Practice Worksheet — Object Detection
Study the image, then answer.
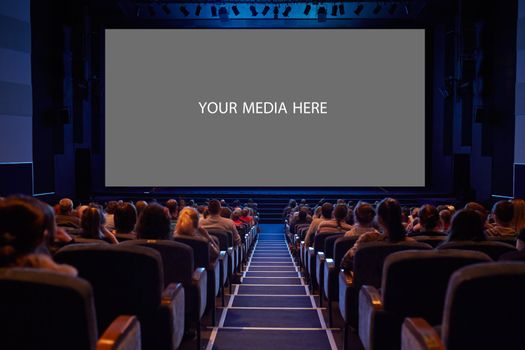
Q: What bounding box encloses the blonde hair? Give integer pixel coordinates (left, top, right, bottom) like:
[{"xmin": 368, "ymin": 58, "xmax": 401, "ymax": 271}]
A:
[
  {"xmin": 175, "ymin": 207, "xmax": 199, "ymax": 236},
  {"xmin": 512, "ymin": 198, "xmax": 525, "ymax": 232}
]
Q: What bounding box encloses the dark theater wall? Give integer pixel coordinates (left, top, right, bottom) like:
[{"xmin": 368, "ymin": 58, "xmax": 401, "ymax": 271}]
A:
[
  {"xmin": 0, "ymin": 0, "xmax": 33, "ymax": 195},
  {"xmin": 515, "ymin": 0, "xmax": 525, "ymax": 198}
]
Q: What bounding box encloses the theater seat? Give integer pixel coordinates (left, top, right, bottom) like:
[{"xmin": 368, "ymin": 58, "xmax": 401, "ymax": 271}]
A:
[
  {"xmin": 401, "ymin": 262, "xmax": 525, "ymax": 350},
  {"xmin": 338, "ymin": 241, "xmax": 432, "ymax": 350},
  {"xmin": 412, "ymin": 235, "xmax": 447, "ymax": 248},
  {"xmin": 309, "ymin": 232, "xmax": 343, "ymax": 292},
  {"xmin": 358, "ymin": 249, "xmax": 491, "ymax": 350},
  {"xmin": 499, "ymin": 250, "xmax": 525, "ymax": 261},
  {"xmin": 207, "ymin": 230, "xmax": 234, "ymax": 305},
  {"xmin": 323, "ymin": 236, "xmax": 359, "ymax": 327},
  {"xmin": 315, "ymin": 232, "xmax": 344, "ymax": 304},
  {"xmin": 121, "ymin": 239, "xmax": 207, "ymax": 350},
  {"xmin": 437, "ymin": 240, "xmax": 516, "ymax": 260},
  {"xmin": 55, "ymin": 244, "xmax": 185, "ymax": 350},
  {"xmin": 173, "ymin": 236, "xmax": 223, "ymax": 326},
  {"xmin": 0, "ymin": 267, "xmax": 141, "ymax": 350}
]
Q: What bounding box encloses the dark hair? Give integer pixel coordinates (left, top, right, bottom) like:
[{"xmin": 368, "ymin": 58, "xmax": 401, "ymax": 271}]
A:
[
  {"xmin": 208, "ymin": 199, "xmax": 221, "ymax": 215},
  {"xmin": 419, "ymin": 204, "xmax": 440, "ymax": 230},
  {"xmin": 105, "ymin": 201, "xmax": 119, "ymax": 214},
  {"xmin": 136, "ymin": 203, "xmax": 171, "ymax": 240},
  {"xmin": 464, "ymin": 202, "xmax": 488, "ymax": 222},
  {"xmin": 492, "ymin": 200, "xmax": 514, "ymax": 224},
  {"xmin": 114, "ymin": 203, "xmax": 137, "ymax": 234},
  {"xmin": 448, "ymin": 209, "xmax": 486, "ymax": 241},
  {"xmin": 298, "ymin": 208, "xmax": 308, "ymax": 221},
  {"xmin": 289, "ymin": 199, "xmax": 297, "ymax": 208},
  {"xmin": 354, "ymin": 202, "xmax": 375, "ymax": 225},
  {"xmin": 135, "ymin": 200, "xmax": 148, "ymax": 218},
  {"xmin": 439, "ymin": 209, "xmax": 452, "ymax": 225},
  {"xmin": 321, "ymin": 202, "xmax": 334, "ymax": 219},
  {"xmin": 166, "ymin": 199, "xmax": 178, "ymax": 217},
  {"xmin": 81, "ymin": 206, "xmax": 105, "ymax": 240},
  {"xmin": 0, "ymin": 197, "xmax": 46, "ymax": 267},
  {"xmin": 333, "ymin": 204, "xmax": 348, "ymax": 228},
  {"xmin": 377, "ymin": 198, "xmax": 406, "ymax": 242},
  {"xmin": 220, "ymin": 207, "xmax": 232, "ymax": 219}
]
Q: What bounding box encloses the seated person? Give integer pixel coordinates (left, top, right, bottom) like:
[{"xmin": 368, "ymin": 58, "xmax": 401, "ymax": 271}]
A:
[
  {"xmin": 231, "ymin": 209, "xmax": 245, "ymax": 228},
  {"xmin": 175, "ymin": 207, "xmax": 220, "ymax": 260},
  {"xmin": 135, "ymin": 200, "xmax": 148, "ymax": 218},
  {"xmin": 317, "ymin": 204, "xmax": 353, "ymax": 234},
  {"xmin": 239, "ymin": 208, "xmax": 255, "ymax": 226},
  {"xmin": 136, "ymin": 203, "xmax": 171, "ymax": 240},
  {"xmin": 290, "ymin": 208, "xmax": 311, "ymax": 232},
  {"xmin": 55, "ymin": 198, "xmax": 81, "ymax": 228},
  {"xmin": 341, "ymin": 198, "xmax": 415, "ymax": 270},
  {"xmin": 465, "ymin": 201, "xmax": 489, "ymax": 222},
  {"xmin": 409, "ymin": 204, "xmax": 446, "ymax": 237},
  {"xmin": 79, "ymin": 205, "xmax": 118, "ymax": 244},
  {"xmin": 104, "ymin": 201, "xmax": 119, "ymax": 231},
  {"xmin": 0, "ymin": 196, "xmax": 77, "ymax": 276},
  {"xmin": 113, "ymin": 202, "xmax": 137, "ymax": 240},
  {"xmin": 304, "ymin": 203, "xmax": 334, "ymax": 247},
  {"xmin": 517, "ymin": 229, "xmax": 525, "ymax": 251},
  {"xmin": 220, "ymin": 207, "xmax": 232, "ymax": 219},
  {"xmin": 200, "ymin": 200, "xmax": 241, "ymax": 246},
  {"xmin": 439, "ymin": 209, "xmax": 452, "ymax": 232},
  {"xmin": 485, "ymin": 200, "xmax": 516, "ymax": 237},
  {"xmin": 345, "ymin": 202, "xmax": 378, "ymax": 237},
  {"xmin": 444, "ymin": 209, "xmax": 486, "ymax": 243}
]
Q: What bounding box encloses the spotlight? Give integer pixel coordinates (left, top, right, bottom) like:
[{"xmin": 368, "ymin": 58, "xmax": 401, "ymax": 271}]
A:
[
  {"xmin": 283, "ymin": 6, "xmax": 291, "ymax": 17},
  {"xmin": 250, "ymin": 5, "xmax": 258, "ymax": 16},
  {"xmin": 162, "ymin": 4, "xmax": 171, "ymax": 15},
  {"xmin": 148, "ymin": 5, "xmax": 156, "ymax": 16},
  {"xmin": 304, "ymin": 4, "xmax": 311, "ymax": 15},
  {"xmin": 354, "ymin": 4, "xmax": 364, "ymax": 15},
  {"xmin": 262, "ymin": 5, "xmax": 270, "ymax": 16},
  {"xmin": 211, "ymin": 5, "xmax": 217, "ymax": 16},
  {"xmin": 318, "ymin": 6, "xmax": 327, "ymax": 22},
  {"xmin": 180, "ymin": 6, "xmax": 189, "ymax": 17},
  {"xmin": 219, "ymin": 6, "xmax": 228, "ymax": 20},
  {"xmin": 273, "ymin": 6, "xmax": 279, "ymax": 19},
  {"xmin": 232, "ymin": 5, "xmax": 240, "ymax": 16},
  {"xmin": 331, "ymin": 4, "xmax": 338, "ymax": 16},
  {"xmin": 373, "ymin": 4, "xmax": 382, "ymax": 14},
  {"xmin": 339, "ymin": 4, "xmax": 345, "ymax": 15},
  {"xmin": 388, "ymin": 3, "xmax": 397, "ymax": 14}
]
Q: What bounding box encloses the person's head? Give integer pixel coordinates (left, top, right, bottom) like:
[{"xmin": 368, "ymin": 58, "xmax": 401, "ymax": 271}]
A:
[
  {"xmin": 241, "ymin": 208, "xmax": 250, "ymax": 217},
  {"xmin": 135, "ymin": 200, "xmax": 148, "ymax": 217},
  {"xmin": 512, "ymin": 198, "xmax": 525, "ymax": 231},
  {"xmin": 410, "ymin": 207, "xmax": 420, "ymax": 219},
  {"xmin": 81, "ymin": 206, "xmax": 105, "ymax": 239},
  {"xmin": 418, "ymin": 204, "xmax": 441, "ymax": 231},
  {"xmin": 175, "ymin": 207, "xmax": 200, "ymax": 236},
  {"xmin": 58, "ymin": 198, "xmax": 74, "ymax": 215},
  {"xmin": 337, "ymin": 199, "xmax": 346, "ymax": 205},
  {"xmin": 439, "ymin": 209, "xmax": 452, "ymax": 229},
  {"xmin": 376, "ymin": 198, "xmax": 406, "ymax": 242},
  {"xmin": 354, "ymin": 202, "xmax": 376, "ymax": 226},
  {"xmin": 464, "ymin": 202, "xmax": 488, "ymax": 222},
  {"xmin": 491, "ymin": 200, "xmax": 514, "ymax": 227},
  {"xmin": 288, "ymin": 199, "xmax": 297, "ymax": 208},
  {"xmin": 208, "ymin": 199, "xmax": 221, "ymax": 216},
  {"xmin": 333, "ymin": 204, "xmax": 348, "ymax": 226},
  {"xmin": 321, "ymin": 202, "xmax": 334, "ymax": 220},
  {"xmin": 314, "ymin": 206, "xmax": 322, "ymax": 218},
  {"xmin": 136, "ymin": 203, "xmax": 171, "ymax": 240},
  {"xmin": 0, "ymin": 196, "xmax": 46, "ymax": 267},
  {"xmin": 105, "ymin": 201, "xmax": 118, "ymax": 215},
  {"xmin": 166, "ymin": 199, "xmax": 179, "ymax": 219},
  {"xmin": 231, "ymin": 209, "xmax": 242, "ymax": 221},
  {"xmin": 220, "ymin": 199, "xmax": 227, "ymax": 208},
  {"xmin": 77, "ymin": 205, "xmax": 89, "ymax": 219},
  {"xmin": 114, "ymin": 203, "xmax": 137, "ymax": 234},
  {"xmin": 298, "ymin": 208, "xmax": 308, "ymax": 222},
  {"xmin": 448, "ymin": 209, "xmax": 486, "ymax": 241},
  {"xmin": 220, "ymin": 207, "xmax": 232, "ymax": 219}
]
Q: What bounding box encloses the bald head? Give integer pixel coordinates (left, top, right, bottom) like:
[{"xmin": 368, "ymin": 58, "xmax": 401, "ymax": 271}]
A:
[{"xmin": 59, "ymin": 198, "xmax": 74, "ymax": 215}]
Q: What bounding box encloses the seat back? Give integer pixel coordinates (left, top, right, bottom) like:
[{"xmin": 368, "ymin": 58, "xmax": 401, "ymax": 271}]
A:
[
  {"xmin": 487, "ymin": 235, "xmax": 517, "ymax": 246},
  {"xmin": 333, "ymin": 236, "xmax": 359, "ymax": 268},
  {"xmin": 0, "ymin": 268, "xmax": 97, "ymax": 350},
  {"xmin": 412, "ymin": 235, "xmax": 447, "ymax": 248},
  {"xmin": 353, "ymin": 241, "xmax": 432, "ymax": 290},
  {"xmin": 438, "ymin": 240, "xmax": 516, "ymax": 260},
  {"xmin": 324, "ymin": 234, "xmax": 344, "ymax": 259},
  {"xmin": 381, "ymin": 250, "xmax": 491, "ymax": 325},
  {"xmin": 442, "ymin": 262, "xmax": 525, "ymax": 350},
  {"xmin": 173, "ymin": 236, "xmax": 211, "ymax": 268},
  {"xmin": 55, "ymin": 244, "xmax": 163, "ymax": 334},
  {"xmin": 313, "ymin": 232, "xmax": 344, "ymax": 253},
  {"xmin": 499, "ymin": 250, "xmax": 525, "ymax": 262},
  {"xmin": 296, "ymin": 225, "xmax": 310, "ymax": 240},
  {"xmin": 122, "ymin": 239, "xmax": 194, "ymax": 287},
  {"xmin": 207, "ymin": 230, "xmax": 230, "ymax": 250}
]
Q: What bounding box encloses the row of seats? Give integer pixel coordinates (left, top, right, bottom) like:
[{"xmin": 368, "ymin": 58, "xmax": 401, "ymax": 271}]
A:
[{"xmin": 1, "ymin": 226, "xmax": 258, "ymax": 350}]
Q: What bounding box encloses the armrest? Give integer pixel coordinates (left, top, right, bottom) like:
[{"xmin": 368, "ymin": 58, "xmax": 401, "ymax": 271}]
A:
[
  {"xmin": 218, "ymin": 250, "xmax": 226, "ymax": 261},
  {"xmin": 339, "ymin": 269, "xmax": 354, "ymax": 288},
  {"xmin": 159, "ymin": 283, "xmax": 185, "ymax": 350},
  {"xmin": 360, "ymin": 285, "xmax": 383, "ymax": 311},
  {"xmin": 227, "ymin": 247, "xmax": 233, "ymax": 257},
  {"xmin": 192, "ymin": 267, "xmax": 206, "ymax": 284},
  {"xmin": 401, "ymin": 318, "xmax": 444, "ymax": 350},
  {"xmin": 162, "ymin": 282, "xmax": 184, "ymax": 306},
  {"xmin": 294, "ymin": 234, "xmax": 300, "ymax": 244},
  {"xmin": 308, "ymin": 247, "xmax": 315, "ymax": 257},
  {"xmin": 317, "ymin": 251, "xmax": 326, "ymax": 262},
  {"xmin": 192, "ymin": 267, "xmax": 208, "ymax": 318},
  {"xmin": 325, "ymin": 258, "xmax": 335, "ymax": 272},
  {"xmin": 96, "ymin": 315, "xmax": 141, "ymax": 350}
]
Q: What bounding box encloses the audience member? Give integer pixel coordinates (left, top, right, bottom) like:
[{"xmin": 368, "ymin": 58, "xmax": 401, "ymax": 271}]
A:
[
  {"xmin": 345, "ymin": 202, "xmax": 377, "ymax": 237},
  {"xmin": 317, "ymin": 204, "xmax": 353, "ymax": 234},
  {"xmin": 166, "ymin": 199, "xmax": 179, "ymax": 222},
  {"xmin": 409, "ymin": 204, "xmax": 446, "ymax": 237},
  {"xmin": 446, "ymin": 209, "xmax": 486, "ymax": 242},
  {"xmin": 220, "ymin": 207, "xmax": 232, "ymax": 219},
  {"xmin": 465, "ymin": 202, "xmax": 489, "ymax": 222},
  {"xmin": 200, "ymin": 199, "xmax": 241, "ymax": 246},
  {"xmin": 104, "ymin": 201, "xmax": 118, "ymax": 230},
  {"xmin": 239, "ymin": 208, "xmax": 255, "ymax": 226},
  {"xmin": 486, "ymin": 201, "xmax": 516, "ymax": 237},
  {"xmin": 135, "ymin": 200, "xmax": 148, "ymax": 218},
  {"xmin": 175, "ymin": 207, "xmax": 219, "ymax": 259},
  {"xmin": 113, "ymin": 202, "xmax": 137, "ymax": 240},
  {"xmin": 439, "ymin": 209, "xmax": 452, "ymax": 232},
  {"xmin": 512, "ymin": 198, "xmax": 525, "ymax": 233},
  {"xmin": 55, "ymin": 198, "xmax": 81, "ymax": 228},
  {"xmin": 80, "ymin": 206, "xmax": 118, "ymax": 244},
  {"xmin": 304, "ymin": 202, "xmax": 333, "ymax": 246},
  {"xmin": 0, "ymin": 196, "xmax": 76, "ymax": 275},
  {"xmin": 135, "ymin": 203, "xmax": 171, "ymax": 240}
]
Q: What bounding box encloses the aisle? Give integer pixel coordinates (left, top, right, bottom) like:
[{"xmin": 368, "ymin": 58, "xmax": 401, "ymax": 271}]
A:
[{"xmin": 206, "ymin": 224, "xmax": 337, "ymax": 350}]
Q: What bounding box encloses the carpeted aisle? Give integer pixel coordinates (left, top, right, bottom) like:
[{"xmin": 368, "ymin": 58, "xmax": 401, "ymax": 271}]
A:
[{"xmin": 206, "ymin": 224, "xmax": 337, "ymax": 350}]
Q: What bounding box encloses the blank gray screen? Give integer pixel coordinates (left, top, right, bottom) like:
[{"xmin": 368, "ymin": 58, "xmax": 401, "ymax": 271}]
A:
[{"xmin": 105, "ymin": 29, "xmax": 425, "ymax": 187}]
